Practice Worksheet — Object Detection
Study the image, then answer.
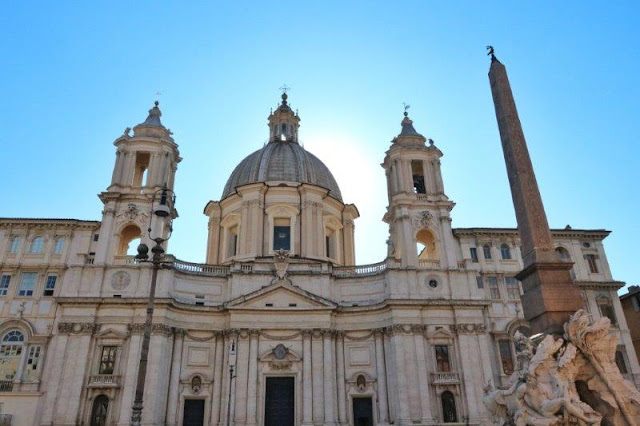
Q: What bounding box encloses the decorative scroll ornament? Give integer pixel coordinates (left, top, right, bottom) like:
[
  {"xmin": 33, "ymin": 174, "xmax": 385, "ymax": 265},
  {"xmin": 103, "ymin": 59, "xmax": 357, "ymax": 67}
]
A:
[
  {"xmin": 191, "ymin": 376, "xmax": 202, "ymax": 394},
  {"xmin": 269, "ymin": 344, "xmax": 292, "ymax": 370},
  {"xmin": 111, "ymin": 271, "xmax": 131, "ymax": 290},
  {"xmin": 412, "ymin": 210, "xmax": 433, "ymax": 230},
  {"xmin": 483, "ymin": 310, "xmax": 640, "ymax": 426},
  {"xmin": 453, "ymin": 323, "xmax": 486, "ymax": 334},
  {"xmin": 273, "ymin": 249, "xmax": 290, "ymax": 283},
  {"xmin": 58, "ymin": 322, "xmax": 98, "ymax": 335}
]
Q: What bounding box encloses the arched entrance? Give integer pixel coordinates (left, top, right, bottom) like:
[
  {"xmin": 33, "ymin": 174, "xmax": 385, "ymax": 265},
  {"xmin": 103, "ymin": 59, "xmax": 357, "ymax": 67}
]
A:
[{"xmin": 90, "ymin": 395, "xmax": 109, "ymax": 426}]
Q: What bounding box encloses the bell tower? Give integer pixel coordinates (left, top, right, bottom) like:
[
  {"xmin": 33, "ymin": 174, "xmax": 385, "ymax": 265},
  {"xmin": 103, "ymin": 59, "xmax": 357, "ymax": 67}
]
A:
[
  {"xmin": 382, "ymin": 111, "xmax": 458, "ymax": 269},
  {"xmin": 94, "ymin": 102, "xmax": 181, "ymax": 264}
]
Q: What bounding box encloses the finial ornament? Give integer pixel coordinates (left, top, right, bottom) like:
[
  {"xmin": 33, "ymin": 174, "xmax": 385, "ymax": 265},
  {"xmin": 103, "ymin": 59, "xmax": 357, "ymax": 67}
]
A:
[{"xmin": 486, "ymin": 45, "xmax": 496, "ymax": 61}]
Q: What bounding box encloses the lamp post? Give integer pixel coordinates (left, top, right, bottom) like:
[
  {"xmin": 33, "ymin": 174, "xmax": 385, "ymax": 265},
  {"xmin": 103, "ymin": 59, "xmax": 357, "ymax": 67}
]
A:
[
  {"xmin": 226, "ymin": 338, "xmax": 237, "ymax": 426},
  {"xmin": 130, "ymin": 186, "xmax": 176, "ymax": 426}
]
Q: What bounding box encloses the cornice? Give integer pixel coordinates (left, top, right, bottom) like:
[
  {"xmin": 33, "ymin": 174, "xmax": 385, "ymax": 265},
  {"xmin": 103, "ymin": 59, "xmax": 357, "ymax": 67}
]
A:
[{"xmin": 0, "ymin": 219, "xmax": 100, "ymax": 230}]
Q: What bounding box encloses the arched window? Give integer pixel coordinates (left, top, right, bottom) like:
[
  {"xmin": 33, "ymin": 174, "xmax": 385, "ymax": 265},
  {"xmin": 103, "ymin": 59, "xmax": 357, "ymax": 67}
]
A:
[
  {"xmin": 8, "ymin": 237, "xmax": 21, "ymax": 253},
  {"xmin": 555, "ymin": 247, "xmax": 576, "ymax": 279},
  {"xmin": 441, "ymin": 391, "xmax": 458, "ymax": 423},
  {"xmin": 0, "ymin": 330, "xmax": 25, "ymax": 381},
  {"xmin": 482, "ymin": 244, "xmax": 492, "ymax": 260},
  {"xmin": 90, "ymin": 395, "xmax": 109, "ymax": 426},
  {"xmin": 117, "ymin": 225, "xmax": 142, "ymax": 256},
  {"xmin": 29, "ymin": 237, "xmax": 44, "ymax": 254},
  {"xmin": 416, "ymin": 229, "xmax": 438, "ymax": 265},
  {"xmin": 500, "ymin": 243, "xmax": 511, "ymax": 260}
]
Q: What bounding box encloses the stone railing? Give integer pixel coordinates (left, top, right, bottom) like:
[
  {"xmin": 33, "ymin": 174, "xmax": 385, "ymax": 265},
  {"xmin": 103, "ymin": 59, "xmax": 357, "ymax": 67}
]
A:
[
  {"xmin": 430, "ymin": 371, "xmax": 460, "ymax": 384},
  {"xmin": 418, "ymin": 259, "xmax": 440, "ymax": 268},
  {"xmin": 0, "ymin": 380, "xmax": 13, "ymax": 392},
  {"xmin": 88, "ymin": 374, "xmax": 120, "ymax": 387},
  {"xmin": 333, "ymin": 260, "xmax": 387, "ymax": 278},
  {"xmin": 84, "ymin": 254, "xmax": 95, "ymax": 265},
  {"xmin": 113, "ymin": 255, "xmax": 137, "ymax": 265},
  {"xmin": 172, "ymin": 259, "xmax": 230, "ymax": 277}
]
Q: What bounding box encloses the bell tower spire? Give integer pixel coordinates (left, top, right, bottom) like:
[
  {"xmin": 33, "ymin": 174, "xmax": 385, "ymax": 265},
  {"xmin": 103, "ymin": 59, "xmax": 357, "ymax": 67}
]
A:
[
  {"xmin": 488, "ymin": 51, "xmax": 582, "ymax": 334},
  {"xmin": 94, "ymin": 101, "xmax": 181, "ymax": 265},
  {"xmin": 382, "ymin": 108, "xmax": 458, "ymax": 269}
]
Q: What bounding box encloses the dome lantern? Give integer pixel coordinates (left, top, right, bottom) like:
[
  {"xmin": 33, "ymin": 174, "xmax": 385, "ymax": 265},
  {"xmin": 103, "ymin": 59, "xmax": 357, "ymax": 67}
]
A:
[{"xmin": 268, "ymin": 90, "xmax": 300, "ymax": 143}]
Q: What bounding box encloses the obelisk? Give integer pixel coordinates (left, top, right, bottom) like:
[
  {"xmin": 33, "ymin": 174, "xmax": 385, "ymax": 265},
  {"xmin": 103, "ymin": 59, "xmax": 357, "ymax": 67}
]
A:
[{"xmin": 488, "ymin": 50, "xmax": 583, "ymax": 335}]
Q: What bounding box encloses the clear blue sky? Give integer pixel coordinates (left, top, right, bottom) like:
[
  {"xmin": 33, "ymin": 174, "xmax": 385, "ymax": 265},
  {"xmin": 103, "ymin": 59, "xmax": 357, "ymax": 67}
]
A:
[{"xmin": 1, "ymin": 2, "xmax": 638, "ymax": 292}]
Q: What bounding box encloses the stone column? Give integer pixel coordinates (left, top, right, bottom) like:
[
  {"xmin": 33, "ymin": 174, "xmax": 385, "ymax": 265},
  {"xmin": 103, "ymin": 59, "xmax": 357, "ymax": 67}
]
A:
[
  {"xmin": 312, "ymin": 330, "xmax": 324, "ymax": 423},
  {"xmin": 389, "ymin": 326, "xmax": 411, "ymax": 423},
  {"xmin": 413, "ymin": 329, "xmax": 432, "ymax": 422},
  {"xmin": 433, "ymin": 160, "xmax": 445, "ymax": 195},
  {"xmin": 456, "ymin": 326, "xmax": 485, "ymax": 423},
  {"xmin": 302, "ymin": 330, "xmax": 314, "ymax": 425},
  {"xmin": 142, "ymin": 326, "xmax": 174, "ymax": 425},
  {"xmin": 234, "ymin": 330, "xmax": 250, "ymax": 423},
  {"xmin": 40, "ymin": 334, "xmax": 68, "ymax": 424},
  {"xmin": 323, "ymin": 330, "xmax": 336, "ymax": 425},
  {"xmin": 336, "ymin": 332, "xmax": 347, "ymax": 424},
  {"xmin": 210, "ymin": 333, "xmax": 225, "ymax": 425},
  {"xmin": 246, "ymin": 330, "xmax": 259, "ymax": 425},
  {"xmin": 118, "ymin": 332, "xmax": 141, "ymax": 424},
  {"xmin": 59, "ymin": 332, "xmax": 93, "ymax": 423},
  {"xmin": 374, "ymin": 330, "xmax": 390, "ymax": 424},
  {"xmin": 166, "ymin": 329, "xmax": 185, "ymax": 425}
]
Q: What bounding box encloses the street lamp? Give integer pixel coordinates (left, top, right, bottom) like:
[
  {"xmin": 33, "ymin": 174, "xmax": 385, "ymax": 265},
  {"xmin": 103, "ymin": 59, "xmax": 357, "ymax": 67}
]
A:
[
  {"xmin": 130, "ymin": 186, "xmax": 176, "ymax": 425},
  {"xmin": 226, "ymin": 338, "xmax": 237, "ymax": 426}
]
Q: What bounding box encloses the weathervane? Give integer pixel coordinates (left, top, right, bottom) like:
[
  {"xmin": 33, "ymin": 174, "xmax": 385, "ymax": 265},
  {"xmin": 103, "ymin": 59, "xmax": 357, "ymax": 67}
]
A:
[
  {"xmin": 403, "ymin": 102, "xmax": 411, "ymax": 117},
  {"xmin": 279, "ymin": 84, "xmax": 290, "ymax": 94}
]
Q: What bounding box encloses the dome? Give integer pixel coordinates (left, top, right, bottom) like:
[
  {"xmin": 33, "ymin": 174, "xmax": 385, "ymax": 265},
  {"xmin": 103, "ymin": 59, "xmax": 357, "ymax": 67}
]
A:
[{"xmin": 222, "ymin": 141, "xmax": 343, "ymax": 201}]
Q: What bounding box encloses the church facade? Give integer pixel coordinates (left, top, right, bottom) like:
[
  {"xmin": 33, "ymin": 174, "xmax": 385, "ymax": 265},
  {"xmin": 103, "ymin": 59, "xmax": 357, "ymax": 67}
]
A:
[{"xmin": 0, "ymin": 91, "xmax": 638, "ymax": 426}]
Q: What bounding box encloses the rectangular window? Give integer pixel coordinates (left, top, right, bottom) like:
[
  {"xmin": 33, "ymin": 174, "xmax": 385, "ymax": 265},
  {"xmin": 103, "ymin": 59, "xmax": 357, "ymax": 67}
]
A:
[
  {"xmin": 226, "ymin": 225, "xmax": 238, "ymax": 258},
  {"xmin": 598, "ymin": 302, "xmax": 617, "ymax": 325},
  {"xmin": 476, "ymin": 276, "xmax": 484, "ymax": 289},
  {"xmin": 93, "ymin": 234, "xmax": 99, "ymax": 242},
  {"xmin": 483, "ymin": 245, "xmax": 492, "ymax": 260},
  {"xmin": 435, "ymin": 345, "xmax": 451, "ymax": 372},
  {"xmin": 273, "ymin": 219, "xmax": 291, "ymax": 251},
  {"xmin": 615, "ymin": 348, "xmax": 628, "ymax": 374},
  {"xmin": 470, "ymin": 247, "xmax": 478, "ymax": 262},
  {"xmin": 586, "ymin": 254, "xmax": 599, "ymax": 273},
  {"xmin": 99, "ymin": 346, "xmax": 118, "ymax": 374},
  {"xmin": 43, "ymin": 276, "xmax": 57, "ymax": 296},
  {"xmin": 0, "ymin": 275, "xmax": 10, "ymax": 296},
  {"xmin": 24, "ymin": 345, "xmax": 42, "ymax": 381},
  {"xmin": 18, "ymin": 273, "xmax": 37, "ymax": 297},
  {"xmin": 53, "ymin": 237, "xmax": 64, "ymax": 254},
  {"xmin": 487, "ymin": 277, "xmax": 500, "ymax": 299},
  {"xmin": 505, "ymin": 277, "xmax": 520, "ymax": 300},
  {"xmin": 498, "ymin": 340, "xmax": 514, "ymax": 375},
  {"xmin": 411, "ymin": 160, "xmax": 426, "ymax": 194}
]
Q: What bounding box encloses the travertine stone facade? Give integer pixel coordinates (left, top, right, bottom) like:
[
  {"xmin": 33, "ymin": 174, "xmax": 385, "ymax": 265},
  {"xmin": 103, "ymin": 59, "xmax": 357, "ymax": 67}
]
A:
[{"xmin": 0, "ymin": 96, "xmax": 637, "ymax": 426}]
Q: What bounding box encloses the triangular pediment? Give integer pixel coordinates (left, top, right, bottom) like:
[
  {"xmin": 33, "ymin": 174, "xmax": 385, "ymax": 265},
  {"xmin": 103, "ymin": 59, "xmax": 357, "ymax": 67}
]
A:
[{"xmin": 225, "ymin": 282, "xmax": 337, "ymax": 310}]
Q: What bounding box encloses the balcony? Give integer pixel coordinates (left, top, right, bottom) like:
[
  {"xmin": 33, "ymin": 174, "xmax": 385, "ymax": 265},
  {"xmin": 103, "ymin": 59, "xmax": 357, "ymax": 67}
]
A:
[
  {"xmin": 113, "ymin": 255, "xmax": 137, "ymax": 265},
  {"xmin": 0, "ymin": 380, "xmax": 13, "ymax": 392},
  {"xmin": 418, "ymin": 259, "xmax": 440, "ymax": 269},
  {"xmin": 430, "ymin": 371, "xmax": 460, "ymax": 385},
  {"xmin": 88, "ymin": 374, "xmax": 121, "ymax": 388}
]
